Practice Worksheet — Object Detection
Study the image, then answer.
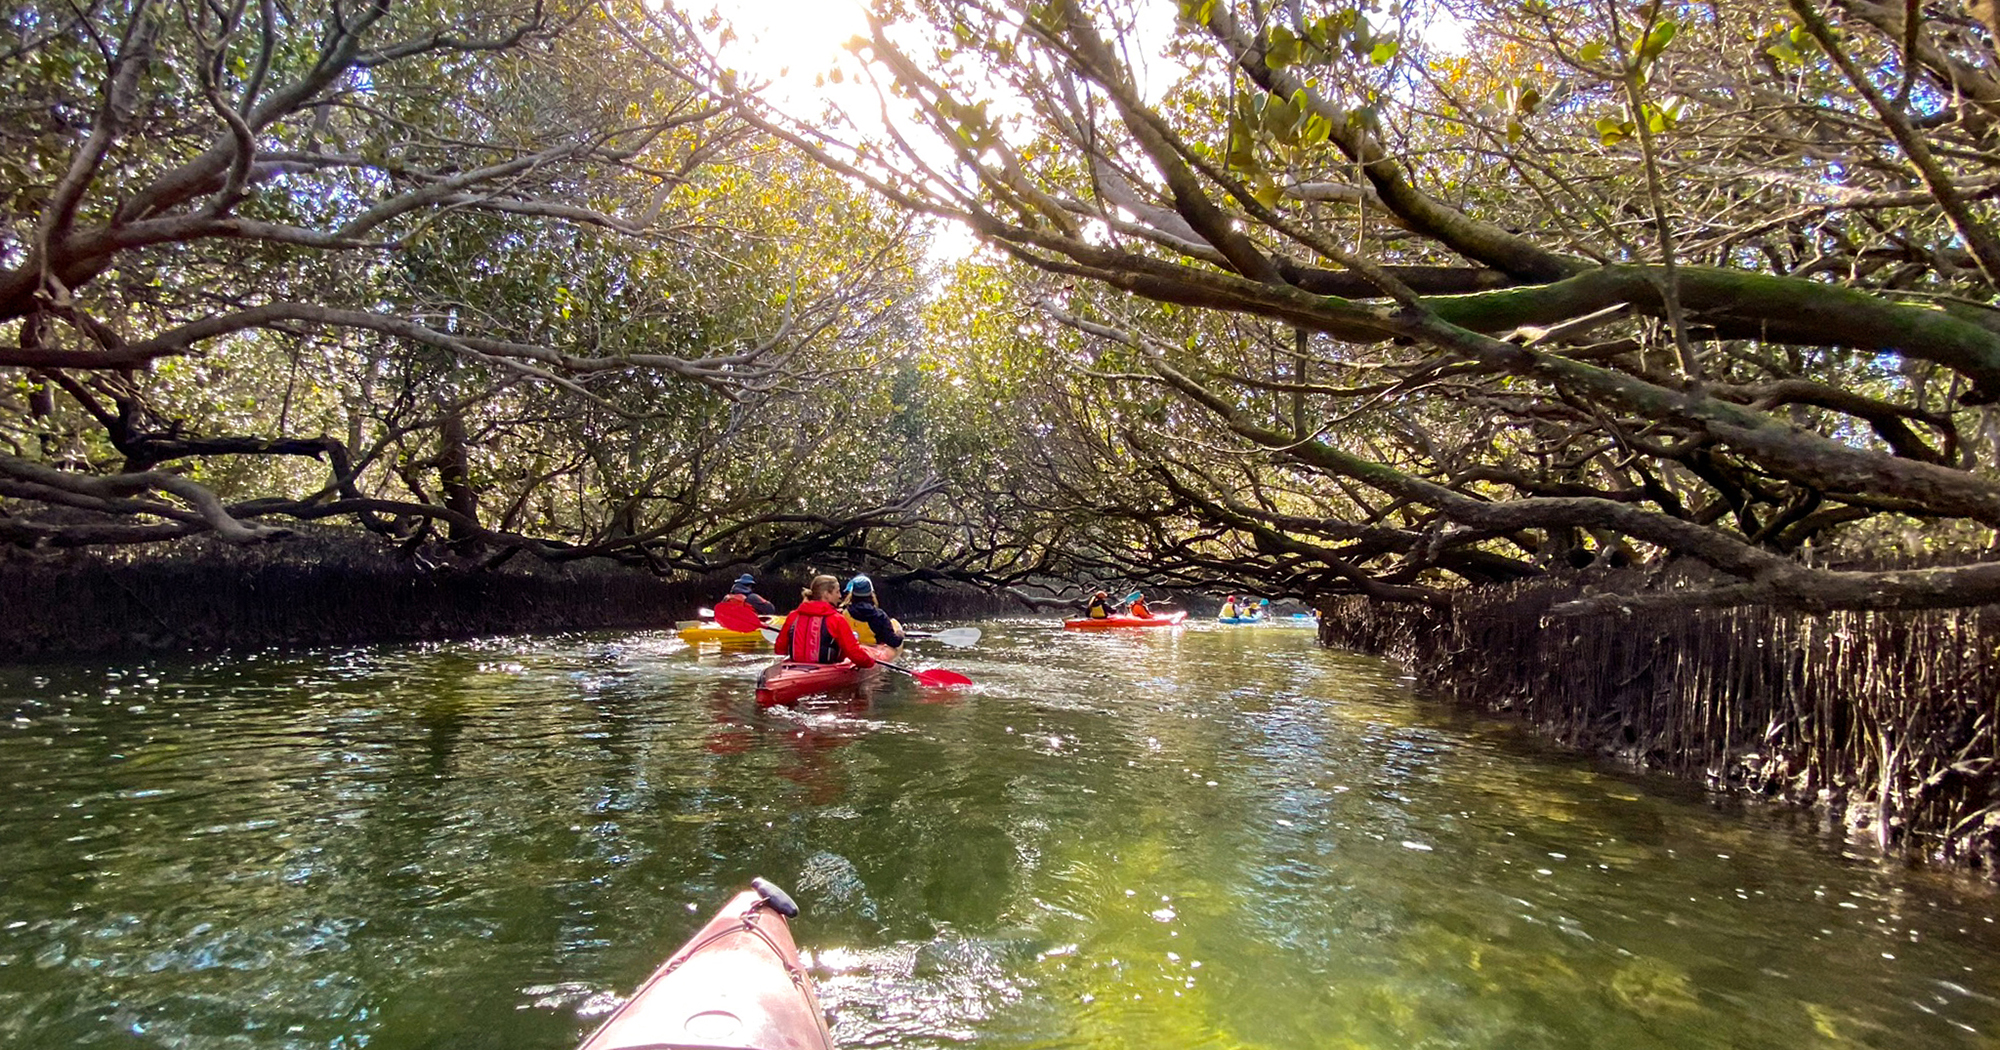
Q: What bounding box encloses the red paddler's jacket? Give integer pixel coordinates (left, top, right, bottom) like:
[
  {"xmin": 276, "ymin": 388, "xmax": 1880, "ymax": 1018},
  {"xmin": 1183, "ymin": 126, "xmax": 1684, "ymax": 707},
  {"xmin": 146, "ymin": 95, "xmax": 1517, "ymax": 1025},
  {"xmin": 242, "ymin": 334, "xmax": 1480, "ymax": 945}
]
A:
[{"xmin": 773, "ymin": 600, "xmax": 879, "ymax": 667}]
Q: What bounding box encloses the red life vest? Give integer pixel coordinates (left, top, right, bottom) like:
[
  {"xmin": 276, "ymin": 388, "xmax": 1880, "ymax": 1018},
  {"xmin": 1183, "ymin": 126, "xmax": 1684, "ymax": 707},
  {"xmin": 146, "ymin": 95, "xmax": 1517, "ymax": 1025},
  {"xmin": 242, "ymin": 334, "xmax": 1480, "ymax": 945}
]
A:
[{"xmin": 779, "ymin": 600, "xmax": 853, "ymax": 664}]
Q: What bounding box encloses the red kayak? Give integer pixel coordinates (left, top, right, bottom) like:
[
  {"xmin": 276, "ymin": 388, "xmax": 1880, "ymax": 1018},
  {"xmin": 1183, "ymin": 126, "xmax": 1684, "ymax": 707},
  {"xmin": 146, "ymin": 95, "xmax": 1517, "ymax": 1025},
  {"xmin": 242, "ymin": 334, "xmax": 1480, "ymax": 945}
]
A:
[
  {"xmin": 754, "ymin": 644, "xmax": 899, "ymax": 706},
  {"xmin": 1063, "ymin": 610, "xmax": 1188, "ymax": 630},
  {"xmin": 577, "ymin": 879, "xmax": 833, "ymax": 1050}
]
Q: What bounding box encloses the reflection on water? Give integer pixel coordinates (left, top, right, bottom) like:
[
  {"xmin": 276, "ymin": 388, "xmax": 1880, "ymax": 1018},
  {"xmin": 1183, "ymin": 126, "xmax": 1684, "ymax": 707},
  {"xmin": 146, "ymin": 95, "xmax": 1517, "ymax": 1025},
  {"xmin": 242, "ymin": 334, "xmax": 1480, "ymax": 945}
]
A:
[{"xmin": 2, "ymin": 624, "xmax": 1996, "ymax": 1049}]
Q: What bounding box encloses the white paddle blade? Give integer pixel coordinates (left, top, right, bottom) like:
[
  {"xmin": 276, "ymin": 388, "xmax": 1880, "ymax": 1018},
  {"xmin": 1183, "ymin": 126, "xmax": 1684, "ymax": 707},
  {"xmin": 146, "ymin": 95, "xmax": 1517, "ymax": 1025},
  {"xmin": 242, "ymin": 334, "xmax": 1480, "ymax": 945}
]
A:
[
  {"xmin": 698, "ymin": 607, "xmax": 715, "ymax": 618},
  {"xmin": 925, "ymin": 627, "xmax": 982, "ymax": 648}
]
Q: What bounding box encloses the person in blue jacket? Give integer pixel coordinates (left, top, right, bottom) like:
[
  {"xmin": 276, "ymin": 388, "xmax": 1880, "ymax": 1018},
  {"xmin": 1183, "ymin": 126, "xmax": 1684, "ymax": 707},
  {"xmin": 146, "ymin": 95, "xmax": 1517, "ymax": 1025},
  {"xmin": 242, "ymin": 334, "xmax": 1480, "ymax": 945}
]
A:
[
  {"xmin": 725, "ymin": 573, "xmax": 778, "ymax": 616},
  {"xmin": 840, "ymin": 574, "xmax": 905, "ymax": 653}
]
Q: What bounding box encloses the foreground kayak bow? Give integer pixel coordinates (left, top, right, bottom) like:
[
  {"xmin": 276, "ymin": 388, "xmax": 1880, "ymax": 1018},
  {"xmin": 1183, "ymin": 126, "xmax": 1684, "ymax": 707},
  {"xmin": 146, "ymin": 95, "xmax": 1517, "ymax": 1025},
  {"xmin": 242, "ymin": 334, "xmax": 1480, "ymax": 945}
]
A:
[{"xmin": 577, "ymin": 878, "xmax": 833, "ymax": 1050}]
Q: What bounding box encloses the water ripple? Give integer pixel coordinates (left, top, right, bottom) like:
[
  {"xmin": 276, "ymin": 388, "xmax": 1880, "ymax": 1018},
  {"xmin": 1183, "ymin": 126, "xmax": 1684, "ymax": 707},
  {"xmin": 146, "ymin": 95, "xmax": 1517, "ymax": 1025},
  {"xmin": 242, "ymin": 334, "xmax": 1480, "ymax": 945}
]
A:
[{"xmin": 1, "ymin": 625, "xmax": 1996, "ymax": 1049}]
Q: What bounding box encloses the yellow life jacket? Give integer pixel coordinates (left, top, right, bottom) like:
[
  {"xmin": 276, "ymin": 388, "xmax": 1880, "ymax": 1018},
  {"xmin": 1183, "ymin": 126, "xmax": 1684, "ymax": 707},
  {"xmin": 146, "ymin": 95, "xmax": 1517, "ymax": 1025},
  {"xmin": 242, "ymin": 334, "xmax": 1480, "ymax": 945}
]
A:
[{"xmin": 845, "ymin": 612, "xmax": 877, "ymax": 644}]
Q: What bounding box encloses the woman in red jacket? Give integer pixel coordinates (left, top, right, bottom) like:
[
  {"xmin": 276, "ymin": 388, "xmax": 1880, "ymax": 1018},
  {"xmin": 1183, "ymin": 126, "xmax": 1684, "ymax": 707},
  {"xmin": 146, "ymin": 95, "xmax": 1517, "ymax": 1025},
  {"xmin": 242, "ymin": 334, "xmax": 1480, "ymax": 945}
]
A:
[{"xmin": 774, "ymin": 575, "xmax": 880, "ymax": 667}]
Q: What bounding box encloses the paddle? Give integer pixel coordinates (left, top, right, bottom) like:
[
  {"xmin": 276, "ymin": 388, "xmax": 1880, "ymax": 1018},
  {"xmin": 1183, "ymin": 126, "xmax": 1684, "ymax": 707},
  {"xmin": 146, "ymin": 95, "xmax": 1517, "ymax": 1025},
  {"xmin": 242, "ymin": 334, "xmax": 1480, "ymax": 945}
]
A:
[
  {"xmin": 716, "ymin": 601, "xmax": 972, "ymax": 687},
  {"xmin": 710, "ymin": 601, "xmax": 766, "ymax": 633},
  {"xmin": 880, "ymin": 662, "xmax": 973, "ymax": 687},
  {"xmin": 902, "ymin": 626, "xmax": 981, "ymax": 648}
]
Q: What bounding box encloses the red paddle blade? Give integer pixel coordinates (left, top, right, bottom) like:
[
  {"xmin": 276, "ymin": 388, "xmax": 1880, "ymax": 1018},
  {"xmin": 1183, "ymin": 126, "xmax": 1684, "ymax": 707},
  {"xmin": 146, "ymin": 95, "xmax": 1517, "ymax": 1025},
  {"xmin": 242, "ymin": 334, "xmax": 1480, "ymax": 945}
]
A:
[
  {"xmin": 711, "ymin": 601, "xmax": 763, "ymax": 633},
  {"xmin": 912, "ymin": 667, "xmax": 973, "ymax": 688}
]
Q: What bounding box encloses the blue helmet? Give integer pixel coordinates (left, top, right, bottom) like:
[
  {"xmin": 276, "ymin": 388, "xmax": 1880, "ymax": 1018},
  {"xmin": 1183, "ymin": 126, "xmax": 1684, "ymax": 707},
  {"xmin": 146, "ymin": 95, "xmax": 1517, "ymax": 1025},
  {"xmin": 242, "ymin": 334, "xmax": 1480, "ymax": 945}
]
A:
[{"xmin": 844, "ymin": 574, "xmax": 874, "ymax": 596}]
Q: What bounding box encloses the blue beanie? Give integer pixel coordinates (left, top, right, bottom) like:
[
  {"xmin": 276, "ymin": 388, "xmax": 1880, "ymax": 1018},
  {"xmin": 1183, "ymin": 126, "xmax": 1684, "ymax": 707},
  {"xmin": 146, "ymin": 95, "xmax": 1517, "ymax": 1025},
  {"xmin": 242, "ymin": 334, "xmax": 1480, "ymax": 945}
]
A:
[{"xmin": 844, "ymin": 574, "xmax": 873, "ymax": 596}]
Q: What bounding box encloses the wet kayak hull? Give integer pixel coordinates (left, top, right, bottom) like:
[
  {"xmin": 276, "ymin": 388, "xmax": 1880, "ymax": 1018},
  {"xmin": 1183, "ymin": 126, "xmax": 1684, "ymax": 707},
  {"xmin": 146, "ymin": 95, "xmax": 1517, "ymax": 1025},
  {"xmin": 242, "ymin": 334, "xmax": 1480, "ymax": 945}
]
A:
[
  {"xmin": 678, "ymin": 623, "xmax": 770, "ymax": 646},
  {"xmin": 576, "ymin": 888, "xmax": 832, "ymax": 1050},
  {"xmin": 1063, "ymin": 611, "xmax": 1189, "ymax": 630},
  {"xmin": 754, "ymin": 644, "xmax": 898, "ymax": 706}
]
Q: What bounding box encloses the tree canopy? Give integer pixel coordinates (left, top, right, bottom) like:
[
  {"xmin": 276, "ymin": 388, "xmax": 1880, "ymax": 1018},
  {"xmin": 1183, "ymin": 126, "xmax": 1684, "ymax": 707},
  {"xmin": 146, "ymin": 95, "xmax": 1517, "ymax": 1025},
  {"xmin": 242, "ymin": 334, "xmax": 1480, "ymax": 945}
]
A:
[
  {"xmin": 728, "ymin": 0, "xmax": 2000, "ymax": 611},
  {"xmin": 0, "ymin": 0, "xmax": 948, "ymax": 573},
  {"xmin": 11, "ymin": 0, "xmax": 2000, "ymax": 612}
]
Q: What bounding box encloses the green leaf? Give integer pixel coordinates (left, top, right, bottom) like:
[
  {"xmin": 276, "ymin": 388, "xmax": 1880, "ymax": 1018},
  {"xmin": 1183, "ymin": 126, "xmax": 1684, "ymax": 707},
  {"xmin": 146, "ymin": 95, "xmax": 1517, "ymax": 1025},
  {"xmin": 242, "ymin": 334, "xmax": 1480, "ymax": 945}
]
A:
[
  {"xmin": 1639, "ymin": 20, "xmax": 1678, "ymax": 61},
  {"xmin": 1369, "ymin": 40, "xmax": 1399, "ymax": 65},
  {"xmin": 1643, "ymin": 100, "xmax": 1681, "ymax": 133},
  {"xmin": 1579, "ymin": 40, "xmax": 1606, "ymax": 63},
  {"xmin": 1267, "ymin": 26, "xmax": 1300, "ymax": 68},
  {"xmin": 1314, "ymin": 12, "xmax": 1354, "ymax": 49},
  {"xmin": 1263, "ymin": 92, "xmax": 1300, "ymax": 134},
  {"xmin": 1225, "ymin": 117, "xmax": 1259, "ymax": 172},
  {"xmin": 1249, "ymin": 174, "xmax": 1282, "ymax": 208},
  {"xmin": 1180, "ymin": 0, "xmax": 1217, "ymax": 26}
]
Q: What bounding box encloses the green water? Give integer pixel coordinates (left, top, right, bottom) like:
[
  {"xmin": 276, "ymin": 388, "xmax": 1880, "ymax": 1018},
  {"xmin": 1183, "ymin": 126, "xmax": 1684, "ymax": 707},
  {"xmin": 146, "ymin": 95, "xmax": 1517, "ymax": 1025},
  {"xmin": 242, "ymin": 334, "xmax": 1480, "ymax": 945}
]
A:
[{"xmin": 1, "ymin": 622, "xmax": 1995, "ymax": 1049}]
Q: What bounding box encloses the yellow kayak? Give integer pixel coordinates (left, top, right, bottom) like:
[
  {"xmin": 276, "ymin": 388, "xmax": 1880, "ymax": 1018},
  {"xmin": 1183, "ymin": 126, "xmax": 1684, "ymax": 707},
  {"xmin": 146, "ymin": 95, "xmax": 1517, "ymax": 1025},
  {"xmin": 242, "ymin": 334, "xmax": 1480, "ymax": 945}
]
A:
[{"xmin": 677, "ymin": 621, "xmax": 772, "ymax": 646}]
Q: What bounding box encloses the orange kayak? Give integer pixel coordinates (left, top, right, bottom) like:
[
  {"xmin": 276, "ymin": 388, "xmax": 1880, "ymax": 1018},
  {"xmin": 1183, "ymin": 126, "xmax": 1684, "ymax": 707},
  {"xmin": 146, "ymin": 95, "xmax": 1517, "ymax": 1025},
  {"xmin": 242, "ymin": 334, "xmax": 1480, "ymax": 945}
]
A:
[
  {"xmin": 577, "ymin": 879, "xmax": 833, "ymax": 1050},
  {"xmin": 1063, "ymin": 610, "xmax": 1188, "ymax": 630}
]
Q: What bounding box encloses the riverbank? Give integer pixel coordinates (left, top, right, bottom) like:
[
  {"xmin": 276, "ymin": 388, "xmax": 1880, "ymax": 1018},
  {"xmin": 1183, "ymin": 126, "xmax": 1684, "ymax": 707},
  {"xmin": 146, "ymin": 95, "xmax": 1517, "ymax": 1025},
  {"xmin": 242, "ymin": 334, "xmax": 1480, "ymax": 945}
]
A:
[
  {"xmin": 0, "ymin": 530, "xmax": 1026, "ymax": 660},
  {"xmin": 1318, "ymin": 579, "xmax": 2000, "ymax": 878}
]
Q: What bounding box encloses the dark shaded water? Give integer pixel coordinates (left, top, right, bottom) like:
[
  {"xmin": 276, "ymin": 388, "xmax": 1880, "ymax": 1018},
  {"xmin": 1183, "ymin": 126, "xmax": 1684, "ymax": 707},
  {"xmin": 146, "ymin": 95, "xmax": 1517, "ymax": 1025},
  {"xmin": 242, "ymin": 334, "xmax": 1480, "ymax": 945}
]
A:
[{"xmin": 1, "ymin": 621, "xmax": 1995, "ymax": 1048}]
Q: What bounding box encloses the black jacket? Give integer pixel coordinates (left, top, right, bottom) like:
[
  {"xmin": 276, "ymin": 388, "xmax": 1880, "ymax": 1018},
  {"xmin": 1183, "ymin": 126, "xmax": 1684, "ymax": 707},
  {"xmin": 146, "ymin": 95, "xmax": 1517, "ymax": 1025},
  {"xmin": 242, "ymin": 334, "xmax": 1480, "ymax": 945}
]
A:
[{"xmin": 843, "ymin": 599, "xmax": 903, "ymax": 647}]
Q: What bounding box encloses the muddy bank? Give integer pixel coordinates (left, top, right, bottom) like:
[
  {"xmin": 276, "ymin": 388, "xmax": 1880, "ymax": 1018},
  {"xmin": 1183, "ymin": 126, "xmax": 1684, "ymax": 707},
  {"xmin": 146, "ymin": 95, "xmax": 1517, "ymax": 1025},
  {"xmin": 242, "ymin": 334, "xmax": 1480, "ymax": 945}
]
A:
[
  {"xmin": 1319, "ymin": 579, "xmax": 2000, "ymax": 876},
  {"xmin": 0, "ymin": 531, "xmax": 1024, "ymax": 660}
]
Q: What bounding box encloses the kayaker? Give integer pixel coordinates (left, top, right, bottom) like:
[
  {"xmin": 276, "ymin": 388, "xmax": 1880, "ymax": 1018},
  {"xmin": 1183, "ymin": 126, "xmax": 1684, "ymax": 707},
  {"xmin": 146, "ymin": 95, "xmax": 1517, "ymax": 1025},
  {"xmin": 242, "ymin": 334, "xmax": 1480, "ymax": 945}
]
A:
[
  {"xmin": 1085, "ymin": 590, "xmax": 1114, "ymax": 619},
  {"xmin": 774, "ymin": 575, "xmax": 880, "ymax": 667},
  {"xmin": 724, "ymin": 573, "xmax": 779, "ymax": 616},
  {"xmin": 841, "ymin": 574, "xmax": 905, "ymax": 653},
  {"xmin": 1220, "ymin": 595, "xmax": 1239, "ymax": 618},
  {"xmin": 1127, "ymin": 593, "xmax": 1154, "ymax": 618}
]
